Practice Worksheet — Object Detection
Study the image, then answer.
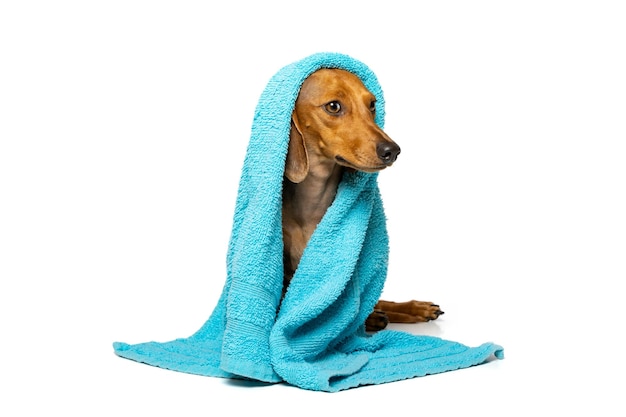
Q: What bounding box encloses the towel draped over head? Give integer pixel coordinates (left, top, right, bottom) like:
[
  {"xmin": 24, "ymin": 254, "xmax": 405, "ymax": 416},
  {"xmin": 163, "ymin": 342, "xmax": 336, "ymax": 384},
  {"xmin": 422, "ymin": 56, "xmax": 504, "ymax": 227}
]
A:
[{"xmin": 113, "ymin": 52, "xmax": 503, "ymax": 392}]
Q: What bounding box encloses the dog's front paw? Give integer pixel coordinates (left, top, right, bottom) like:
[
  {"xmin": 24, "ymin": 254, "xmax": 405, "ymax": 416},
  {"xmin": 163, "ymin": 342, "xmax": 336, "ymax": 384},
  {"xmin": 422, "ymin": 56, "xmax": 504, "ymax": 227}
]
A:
[
  {"xmin": 410, "ymin": 301, "xmax": 444, "ymax": 321},
  {"xmin": 365, "ymin": 310, "xmax": 389, "ymax": 332}
]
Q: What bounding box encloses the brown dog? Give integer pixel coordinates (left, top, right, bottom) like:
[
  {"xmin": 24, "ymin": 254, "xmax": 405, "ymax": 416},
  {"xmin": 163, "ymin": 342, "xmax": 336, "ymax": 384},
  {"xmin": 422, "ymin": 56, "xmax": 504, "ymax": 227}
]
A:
[{"xmin": 282, "ymin": 68, "xmax": 443, "ymax": 332}]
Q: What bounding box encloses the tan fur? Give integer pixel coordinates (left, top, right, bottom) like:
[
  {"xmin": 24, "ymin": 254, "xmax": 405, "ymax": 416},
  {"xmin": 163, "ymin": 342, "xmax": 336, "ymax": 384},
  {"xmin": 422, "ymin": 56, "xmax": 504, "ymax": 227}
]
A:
[{"xmin": 282, "ymin": 69, "xmax": 443, "ymax": 331}]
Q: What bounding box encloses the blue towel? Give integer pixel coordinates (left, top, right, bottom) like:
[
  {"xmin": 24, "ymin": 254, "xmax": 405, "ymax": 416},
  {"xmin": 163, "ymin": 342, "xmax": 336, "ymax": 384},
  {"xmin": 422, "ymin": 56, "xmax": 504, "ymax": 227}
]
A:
[{"xmin": 113, "ymin": 52, "xmax": 503, "ymax": 392}]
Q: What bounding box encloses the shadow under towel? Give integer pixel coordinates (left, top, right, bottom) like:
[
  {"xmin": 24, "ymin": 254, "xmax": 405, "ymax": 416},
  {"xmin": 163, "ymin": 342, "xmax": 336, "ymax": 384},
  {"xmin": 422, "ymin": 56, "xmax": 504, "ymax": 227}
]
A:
[{"xmin": 113, "ymin": 52, "xmax": 503, "ymax": 392}]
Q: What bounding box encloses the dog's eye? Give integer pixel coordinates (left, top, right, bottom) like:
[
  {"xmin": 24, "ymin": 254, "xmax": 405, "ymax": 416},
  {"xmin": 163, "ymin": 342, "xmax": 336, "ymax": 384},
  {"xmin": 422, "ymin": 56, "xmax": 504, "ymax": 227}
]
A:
[
  {"xmin": 369, "ymin": 100, "xmax": 376, "ymax": 113},
  {"xmin": 324, "ymin": 101, "xmax": 342, "ymax": 114}
]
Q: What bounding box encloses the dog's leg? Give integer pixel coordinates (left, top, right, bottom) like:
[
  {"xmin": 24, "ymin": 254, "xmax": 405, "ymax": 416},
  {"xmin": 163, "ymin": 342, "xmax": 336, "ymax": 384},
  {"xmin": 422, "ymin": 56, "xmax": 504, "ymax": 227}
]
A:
[
  {"xmin": 377, "ymin": 300, "xmax": 444, "ymax": 322},
  {"xmin": 366, "ymin": 300, "xmax": 444, "ymax": 331}
]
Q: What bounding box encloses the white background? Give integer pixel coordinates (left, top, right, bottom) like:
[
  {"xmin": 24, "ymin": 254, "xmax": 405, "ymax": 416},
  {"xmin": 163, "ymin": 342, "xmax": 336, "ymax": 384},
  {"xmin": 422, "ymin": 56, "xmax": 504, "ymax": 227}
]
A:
[{"xmin": 1, "ymin": 1, "xmax": 624, "ymax": 415}]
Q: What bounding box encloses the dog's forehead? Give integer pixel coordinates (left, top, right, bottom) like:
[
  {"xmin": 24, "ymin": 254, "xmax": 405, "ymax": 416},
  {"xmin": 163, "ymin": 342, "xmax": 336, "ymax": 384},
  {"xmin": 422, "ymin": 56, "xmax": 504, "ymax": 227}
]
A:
[{"xmin": 298, "ymin": 68, "xmax": 374, "ymax": 103}]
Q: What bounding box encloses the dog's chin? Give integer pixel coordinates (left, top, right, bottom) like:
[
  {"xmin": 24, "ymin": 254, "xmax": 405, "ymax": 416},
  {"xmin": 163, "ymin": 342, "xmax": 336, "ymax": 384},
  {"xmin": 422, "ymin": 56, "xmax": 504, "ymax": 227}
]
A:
[{"xmin": 335, "ymin": 156, "xmax": 389, "ymax": 173}]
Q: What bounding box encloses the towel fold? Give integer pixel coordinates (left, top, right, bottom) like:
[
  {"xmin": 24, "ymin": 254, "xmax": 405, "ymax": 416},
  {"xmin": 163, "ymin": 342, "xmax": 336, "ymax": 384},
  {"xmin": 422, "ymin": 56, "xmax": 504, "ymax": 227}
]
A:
[{"xmin": 114, "ymin": 52, "xmax": 503, "ymax": 392}]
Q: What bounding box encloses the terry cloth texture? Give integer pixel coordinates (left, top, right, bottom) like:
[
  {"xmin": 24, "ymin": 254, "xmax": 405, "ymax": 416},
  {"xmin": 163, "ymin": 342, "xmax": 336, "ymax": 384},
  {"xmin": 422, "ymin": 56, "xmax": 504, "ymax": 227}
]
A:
[{"xmin": 113, "ymin": 52, "xmax": 503, "ymax": 392}]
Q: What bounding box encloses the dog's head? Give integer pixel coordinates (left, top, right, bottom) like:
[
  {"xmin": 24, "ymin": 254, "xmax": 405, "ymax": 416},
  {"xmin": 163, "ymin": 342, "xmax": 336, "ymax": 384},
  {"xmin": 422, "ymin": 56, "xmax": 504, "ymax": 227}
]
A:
[{"xmin": 285, "ymin": 68, "xmax": 400, "ymax": 183}]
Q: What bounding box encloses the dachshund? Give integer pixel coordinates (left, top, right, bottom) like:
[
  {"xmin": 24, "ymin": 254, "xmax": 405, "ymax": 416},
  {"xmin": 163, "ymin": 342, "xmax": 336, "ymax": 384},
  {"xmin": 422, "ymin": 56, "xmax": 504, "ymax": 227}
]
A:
[{"xmin": 282, "ymin": 68, "xmax": 443, "ymax": 332}]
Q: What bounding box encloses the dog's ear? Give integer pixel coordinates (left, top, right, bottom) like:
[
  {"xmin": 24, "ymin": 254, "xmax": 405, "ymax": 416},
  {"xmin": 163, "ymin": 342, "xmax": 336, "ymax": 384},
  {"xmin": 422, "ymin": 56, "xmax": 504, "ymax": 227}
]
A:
[{"xmin": 284, "ymin": 114, "xmax": 309, "ymax": 183}]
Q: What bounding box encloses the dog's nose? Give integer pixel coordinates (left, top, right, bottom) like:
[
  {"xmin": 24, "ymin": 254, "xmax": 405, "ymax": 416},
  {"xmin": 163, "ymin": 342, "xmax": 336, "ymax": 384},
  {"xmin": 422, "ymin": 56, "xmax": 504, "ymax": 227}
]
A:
[{"xmin": 377, "ymin": 142, "xmax": 401, "ymax": 165}]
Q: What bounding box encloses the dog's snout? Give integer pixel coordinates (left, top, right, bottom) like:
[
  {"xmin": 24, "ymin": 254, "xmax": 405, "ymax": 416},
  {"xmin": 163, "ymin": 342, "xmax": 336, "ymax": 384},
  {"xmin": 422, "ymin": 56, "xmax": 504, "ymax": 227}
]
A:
[{"xmin": 376, "ymin": 142, "xmax": 401, "ymax": 165}]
